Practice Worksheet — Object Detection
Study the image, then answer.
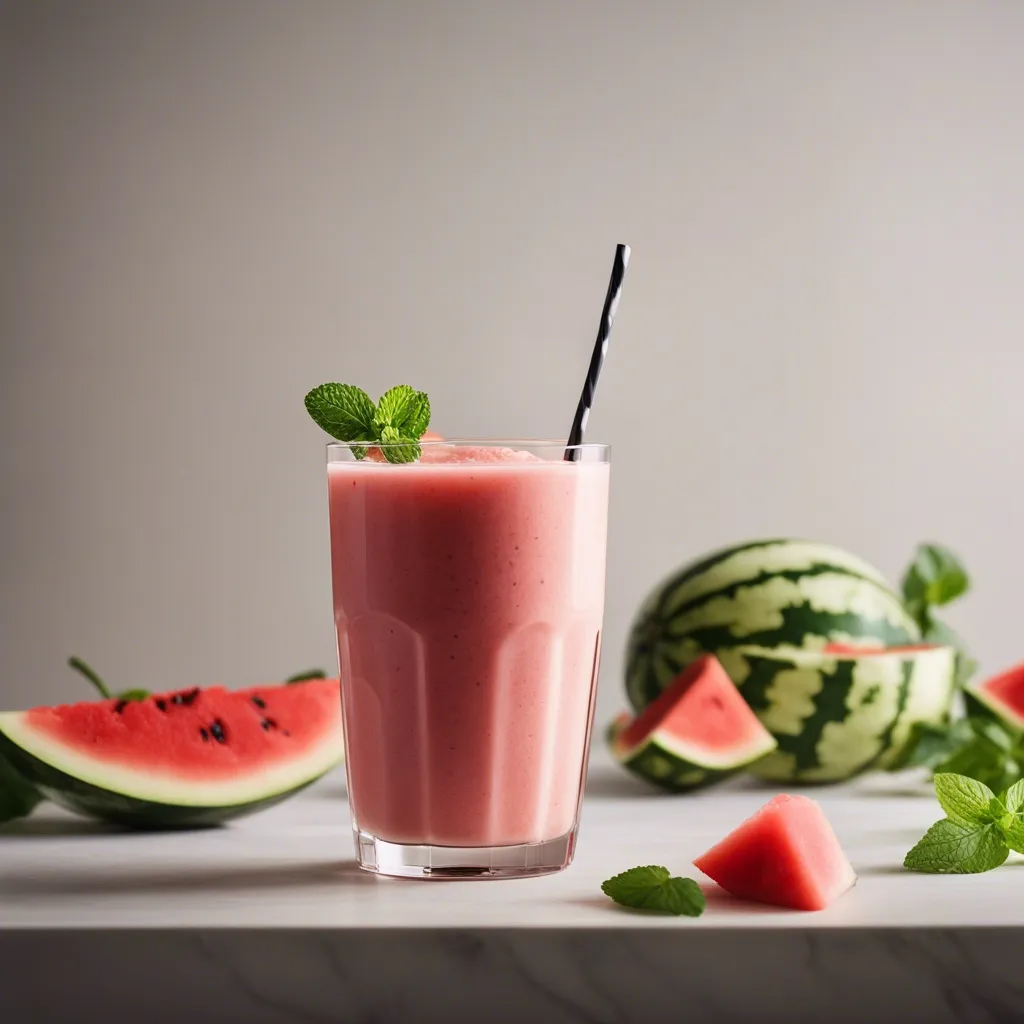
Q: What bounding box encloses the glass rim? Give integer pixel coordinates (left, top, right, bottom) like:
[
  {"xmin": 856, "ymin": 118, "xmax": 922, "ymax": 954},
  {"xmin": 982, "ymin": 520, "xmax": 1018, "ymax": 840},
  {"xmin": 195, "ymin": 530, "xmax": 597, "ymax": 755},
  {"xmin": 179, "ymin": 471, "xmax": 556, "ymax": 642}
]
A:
[{"xmin": 325, "ymin": 438, "xmax": 610, "ymax": 451}]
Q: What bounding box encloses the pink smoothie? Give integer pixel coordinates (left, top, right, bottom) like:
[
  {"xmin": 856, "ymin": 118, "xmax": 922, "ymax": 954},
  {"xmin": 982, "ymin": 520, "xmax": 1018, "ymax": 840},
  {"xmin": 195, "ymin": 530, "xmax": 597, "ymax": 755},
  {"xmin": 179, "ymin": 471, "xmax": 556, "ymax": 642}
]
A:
[{"xmin": 328, "ymin": 444, "xmax": 609, "ymax": 848}]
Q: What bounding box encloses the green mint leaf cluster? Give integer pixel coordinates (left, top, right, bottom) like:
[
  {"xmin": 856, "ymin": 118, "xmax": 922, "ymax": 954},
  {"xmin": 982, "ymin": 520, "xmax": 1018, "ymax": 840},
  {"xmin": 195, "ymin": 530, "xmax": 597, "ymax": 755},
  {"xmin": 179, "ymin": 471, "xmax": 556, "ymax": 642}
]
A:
[
  {"xmin": 0, "ymin": 753, "xmax": 43, "ymax": 825},
  {"xmin": 305, "ymin": 383, "xmax": 430, "ymax": 464},
  {"xmin": 601, "ymin": 865, "xmax": 706, "ymax": 916},
  {"xmin": 904, "ymin": 773, "xmax": 1024, "ymax": 874},
  {"xmin": 890, "ymin": 715, "xmax": 1024, "ymax": 794}
]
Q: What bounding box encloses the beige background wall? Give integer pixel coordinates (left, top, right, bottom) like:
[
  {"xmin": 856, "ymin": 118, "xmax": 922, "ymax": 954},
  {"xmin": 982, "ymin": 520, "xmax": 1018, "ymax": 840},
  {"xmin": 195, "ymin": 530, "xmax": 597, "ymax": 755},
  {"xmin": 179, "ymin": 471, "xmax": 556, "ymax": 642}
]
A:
[{"xmin": 2, "ymin": 1, "xmax": 1022, "ymax": 728}]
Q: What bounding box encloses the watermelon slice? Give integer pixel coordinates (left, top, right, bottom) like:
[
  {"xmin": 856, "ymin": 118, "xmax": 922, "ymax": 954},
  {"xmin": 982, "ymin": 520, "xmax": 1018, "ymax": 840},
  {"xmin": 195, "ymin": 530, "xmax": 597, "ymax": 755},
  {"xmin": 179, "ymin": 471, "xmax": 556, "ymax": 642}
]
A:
[
  {"xmin": 694, "ymin": 794, "xmax": 856, "ymax": 911},
  {"xmin": 0, "ymin": 679, "xmax": 343, "ymax": 828},
  {"xmin": 968, "ymin": 662, "xmax": 1024, "ymax": 731},
  {"xmin": 607, "ymin": 654, "xmax": 777, "ymax": 792}
]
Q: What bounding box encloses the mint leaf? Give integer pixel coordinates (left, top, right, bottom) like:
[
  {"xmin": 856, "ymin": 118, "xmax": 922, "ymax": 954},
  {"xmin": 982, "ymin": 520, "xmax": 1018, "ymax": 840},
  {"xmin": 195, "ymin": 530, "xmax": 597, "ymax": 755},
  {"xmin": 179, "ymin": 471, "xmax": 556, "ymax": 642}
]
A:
[
  {"xmin": 374, "ymin": 385, "xmax": 430, "ymax": 437},
  {"xmin": 971, "ymin": 717, "xmax": 1014, "ymax": 751},
  {"xmin": 304, "ymin": 384, "xmax": 377, "ymax": 444},
  {"xmin": 381, "ymin": 441, "xmax": 422, "ymax": 464},
  {"xmin": 1005, "ymin": 779, "xmax": 1024, "ymax": 815},
  {"xmin": 377, "ymin": 424, "xmax": 421, "ymax": 465},
  {"xmin": 0, "ymin": 753, "xmax": 43, "ymax": 824},
  {"xmin": 601, "ymin": 865, "xmax": 705, "ymax": 916},
  {"xmin": 374, "ymin": 385, "xmax": 429, "ymax": 462},
  {"xmin": 1002, "ymin": 816, "xmax": 1024, "ymax": 855},
  {"xmin": 904, "ymin": 819, "xmax": 1008, "ymax": 874},
  {"xmin": 902, "ymin": 544, "xmax": 970, "ymax": 609},
  {"xmin": 934, "ymin": 772, "xmax": 996, "ymax": 827},
  {"xmin": 403, "ymin": 392, "xmax": 431, "ymax": 440}
]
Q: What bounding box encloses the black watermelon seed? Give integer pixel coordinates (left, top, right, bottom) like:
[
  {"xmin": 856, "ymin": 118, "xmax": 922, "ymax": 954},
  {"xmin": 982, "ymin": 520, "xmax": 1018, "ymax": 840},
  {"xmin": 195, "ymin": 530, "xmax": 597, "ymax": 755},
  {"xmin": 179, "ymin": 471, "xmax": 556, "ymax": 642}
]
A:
[
  {"xmin": 155, "ymin": 698, "xmax": 167, "ymax": 712},
  {"xmin": 209, "ymin": 719, "xmax": 226, "ymax": 744},
  {"xmin": 200, "ymin": 727, "xmax": 209, "ymax": 741},
  {"xmin": 260, "ymin": 718, "xmax": 277, "ymax": 731},
  {"xmin": 251, "ymin": 695, "xmax": 266, "ymax": 709},
  {"xmin": 113, "ymin": 700, "xmax": 127, "ymax": 714}
]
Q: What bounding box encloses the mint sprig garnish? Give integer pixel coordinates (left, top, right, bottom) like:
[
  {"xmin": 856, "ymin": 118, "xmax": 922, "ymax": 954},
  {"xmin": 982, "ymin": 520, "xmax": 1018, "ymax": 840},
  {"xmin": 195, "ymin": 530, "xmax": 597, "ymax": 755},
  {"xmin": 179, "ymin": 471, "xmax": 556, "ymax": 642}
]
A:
[
  {"xmin": 305, "ymin": 383, "xmax": 430, "ymax": 464},
  {"xmin": 601, "ymin": 865, "xmax": 706, "ymax": 916},
  {"xmin": 903, "ymin": 772, "xmax": 1024, "ymax": 874}
]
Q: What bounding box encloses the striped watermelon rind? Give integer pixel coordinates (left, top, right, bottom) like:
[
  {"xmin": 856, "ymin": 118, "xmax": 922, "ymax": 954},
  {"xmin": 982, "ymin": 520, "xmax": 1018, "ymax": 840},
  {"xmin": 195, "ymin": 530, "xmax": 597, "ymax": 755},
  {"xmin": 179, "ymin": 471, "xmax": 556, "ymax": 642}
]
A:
[
  {"xmin": 724, "ymin": 644, "xmax": 957, "ymax": 782},
  {"xmin": 606, "ymin": 711, "xmax": 777, "ymax": 793},
  {"xmin": 625, "ymin": 539, "xmax": 921, "ymax": 714}
]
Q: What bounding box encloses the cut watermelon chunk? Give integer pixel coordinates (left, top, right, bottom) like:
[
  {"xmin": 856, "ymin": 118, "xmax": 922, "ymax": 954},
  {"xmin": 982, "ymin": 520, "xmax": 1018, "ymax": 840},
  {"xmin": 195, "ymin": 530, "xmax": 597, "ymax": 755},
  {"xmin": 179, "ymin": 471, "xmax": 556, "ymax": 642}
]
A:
[
  {"xmin": 0, "ymin": 679, "xmax": 343, "ymax": 828},
  {"xmin": 969, "ymin": 662, "xmax": 1024, "ymax": 731},
  {"xmin": 607, "ymin": 654, "xmax": 777, "ymax": 792},
  {"xmin": 694, "ymin": 794, "xmax": 856, "ymax": 911}
]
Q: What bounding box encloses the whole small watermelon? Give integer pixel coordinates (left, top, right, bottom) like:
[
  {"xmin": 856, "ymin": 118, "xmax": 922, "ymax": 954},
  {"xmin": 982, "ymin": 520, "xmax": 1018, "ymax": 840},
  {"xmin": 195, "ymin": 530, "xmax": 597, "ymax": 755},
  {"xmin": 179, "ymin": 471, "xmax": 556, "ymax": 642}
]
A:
[{"xmin": 625, "ymin": 538, "xmax": 920, "ymax": 713}]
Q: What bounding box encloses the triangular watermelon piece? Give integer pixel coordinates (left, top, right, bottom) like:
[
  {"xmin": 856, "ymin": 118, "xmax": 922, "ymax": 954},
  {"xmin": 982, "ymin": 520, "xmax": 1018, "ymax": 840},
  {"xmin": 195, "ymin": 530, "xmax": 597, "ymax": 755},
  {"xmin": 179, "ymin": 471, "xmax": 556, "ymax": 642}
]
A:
[
  {"xmin": 694, "ymin": 794, "xmax": 856, "ymax": 911},
  {"xmin": 608, "ymin": 654, "xmax": 776, "ymax": 792}
]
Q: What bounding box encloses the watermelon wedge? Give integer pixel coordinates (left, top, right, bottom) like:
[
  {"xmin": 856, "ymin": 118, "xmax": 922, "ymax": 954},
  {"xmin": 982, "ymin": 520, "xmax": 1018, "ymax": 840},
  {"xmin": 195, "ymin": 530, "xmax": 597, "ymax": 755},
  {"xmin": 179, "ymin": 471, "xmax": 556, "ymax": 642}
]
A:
[
  {"xmin": 607, "ymin": 654, "xmax": 777, "ymax": 792},
  {"xmin": 0, "ymin": 679, "xmax": 343, "ymax": 828},
  {"xmin": 968, "ymin": 662, "xmax": 1024, "ymax": 731},
  {"xmin": 694, "ymin": 793, "xmax": 856, "ymax": 911}
]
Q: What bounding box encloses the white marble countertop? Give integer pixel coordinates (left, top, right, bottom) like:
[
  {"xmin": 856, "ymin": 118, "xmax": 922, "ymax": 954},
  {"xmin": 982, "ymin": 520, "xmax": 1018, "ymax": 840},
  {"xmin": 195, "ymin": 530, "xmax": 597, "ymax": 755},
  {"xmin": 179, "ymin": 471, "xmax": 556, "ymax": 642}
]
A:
[
  {"xmin": 2, "ymin": 755, "xmax": 1022, "ymax": 930},
  {"xmin": 3, "ymin": 757, "xmax": 1023, "ymax": 1023}
]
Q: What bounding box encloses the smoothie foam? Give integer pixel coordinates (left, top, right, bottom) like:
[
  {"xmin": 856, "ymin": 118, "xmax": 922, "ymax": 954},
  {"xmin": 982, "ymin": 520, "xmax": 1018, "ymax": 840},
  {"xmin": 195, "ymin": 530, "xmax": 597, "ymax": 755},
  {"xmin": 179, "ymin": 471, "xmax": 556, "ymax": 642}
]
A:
[{"xmin": 328, "ymin": 445, "xmax": 609, "ymax": 847}]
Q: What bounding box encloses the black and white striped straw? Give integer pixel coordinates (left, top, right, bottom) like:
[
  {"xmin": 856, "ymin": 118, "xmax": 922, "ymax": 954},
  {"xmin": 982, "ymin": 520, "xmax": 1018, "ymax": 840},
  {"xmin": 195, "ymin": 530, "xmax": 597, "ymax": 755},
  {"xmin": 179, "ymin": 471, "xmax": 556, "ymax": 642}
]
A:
[{"xmin": 565, "ymin": 243, "xmax": 631, "ymax": 461}]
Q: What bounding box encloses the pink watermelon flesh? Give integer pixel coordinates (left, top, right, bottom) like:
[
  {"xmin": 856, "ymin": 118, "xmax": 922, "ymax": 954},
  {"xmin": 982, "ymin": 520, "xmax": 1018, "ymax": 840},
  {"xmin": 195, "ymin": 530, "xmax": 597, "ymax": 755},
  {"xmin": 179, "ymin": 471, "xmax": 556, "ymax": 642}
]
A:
[
  {"xmin": 618, "ymin": 653, "xmax": 770, "ymax": 759},
  {"xmin": 18, "ymin": 679, "xmax": 341, "ymax": 780},
  {"xmin": 694, "ymin": 794, "xmax": 856, "ymax": 911},
  {"xmin": 973, "ymin": 662, "xmax": 1024, "ymax": 728}
]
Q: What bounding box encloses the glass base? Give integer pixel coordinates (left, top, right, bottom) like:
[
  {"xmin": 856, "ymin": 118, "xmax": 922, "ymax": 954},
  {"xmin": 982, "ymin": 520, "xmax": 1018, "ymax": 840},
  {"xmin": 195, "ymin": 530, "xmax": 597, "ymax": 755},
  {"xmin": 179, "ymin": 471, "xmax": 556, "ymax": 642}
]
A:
[{"xmin": 355, "ymin": 828, "xmax": 576, "ymax": 879}]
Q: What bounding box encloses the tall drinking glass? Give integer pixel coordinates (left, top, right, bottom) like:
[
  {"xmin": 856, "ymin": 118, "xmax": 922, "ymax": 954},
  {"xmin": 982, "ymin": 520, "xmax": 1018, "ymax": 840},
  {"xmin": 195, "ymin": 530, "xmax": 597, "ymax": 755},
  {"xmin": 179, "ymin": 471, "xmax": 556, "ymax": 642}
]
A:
[{"xmin": 327, "ymin": 440, "xmax": 610, "ymax": 878}]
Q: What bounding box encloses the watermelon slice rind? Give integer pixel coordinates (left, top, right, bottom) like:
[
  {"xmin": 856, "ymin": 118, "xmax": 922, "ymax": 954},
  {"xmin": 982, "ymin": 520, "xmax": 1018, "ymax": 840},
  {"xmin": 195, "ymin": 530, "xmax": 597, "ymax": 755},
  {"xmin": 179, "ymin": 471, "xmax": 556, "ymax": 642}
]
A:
[{"xmin": 0, "ymin": 680, "xmax": 344, "ymax": 828}]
